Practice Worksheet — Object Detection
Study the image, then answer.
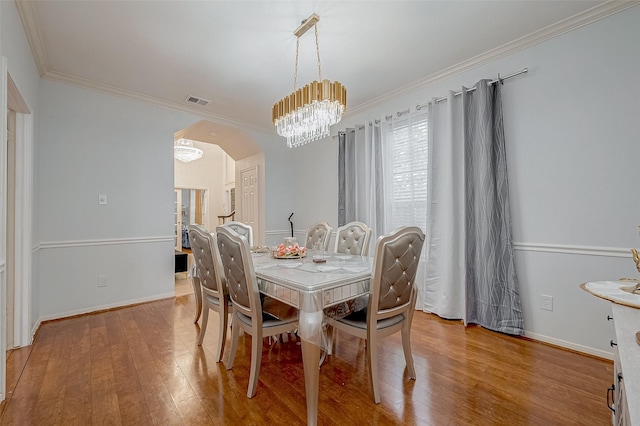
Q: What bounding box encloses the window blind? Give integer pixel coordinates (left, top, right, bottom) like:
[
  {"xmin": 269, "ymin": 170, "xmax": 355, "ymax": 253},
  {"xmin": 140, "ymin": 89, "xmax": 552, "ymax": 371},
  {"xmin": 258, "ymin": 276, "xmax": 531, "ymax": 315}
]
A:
[{"xmin": 388, "ymin": 114, "xmax": 428, "ymax": 231}]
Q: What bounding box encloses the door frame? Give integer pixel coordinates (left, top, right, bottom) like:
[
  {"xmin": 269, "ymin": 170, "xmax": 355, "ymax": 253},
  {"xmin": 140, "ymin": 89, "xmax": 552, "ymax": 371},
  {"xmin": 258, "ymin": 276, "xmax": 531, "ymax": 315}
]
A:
[
  {"xmin": 0, "ymin": 61, "xmax": 34, "ymax": 402},
  {"xmin": 7, "ymin": 72, "xmax": 33, "ymax": 350}
]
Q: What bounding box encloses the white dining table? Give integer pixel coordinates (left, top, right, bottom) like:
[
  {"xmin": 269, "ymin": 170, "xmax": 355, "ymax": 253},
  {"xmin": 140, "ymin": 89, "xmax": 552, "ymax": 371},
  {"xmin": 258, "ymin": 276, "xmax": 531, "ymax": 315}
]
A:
[{"xmin": 252, "ymin": 251, "xmax": 373, "ymax": 426}]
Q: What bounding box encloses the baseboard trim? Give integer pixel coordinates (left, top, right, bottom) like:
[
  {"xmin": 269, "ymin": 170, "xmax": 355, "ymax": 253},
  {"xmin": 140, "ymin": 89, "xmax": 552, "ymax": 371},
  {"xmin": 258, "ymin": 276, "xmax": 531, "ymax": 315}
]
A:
[
  {"xmin": 37, "ymin": 292, "xmax": 176, "ymax": 324},
  {"xmin": 30, "ymin": 319, "xmax": 41, "ymax": 345},
  {"xmin": 523, "ymin": 330, "xmax": 613, "ymax": 360}
]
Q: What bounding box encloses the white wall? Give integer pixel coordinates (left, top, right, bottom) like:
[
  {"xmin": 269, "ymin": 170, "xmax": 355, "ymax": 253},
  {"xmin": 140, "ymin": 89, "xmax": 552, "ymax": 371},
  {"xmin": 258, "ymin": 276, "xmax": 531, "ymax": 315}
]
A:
[
  {"xmin": 35, "ymin": 79, "xmax": 296, "ymax": 321},
  {"xmin": 247, "ymin": 129, "xmax": 296, "ymax": 237},
  {"xmin": 174, "ymin": 141, "xmax": 228, "ymax": 228},
  {"xmin": 37, "ymin": 80, "xmax": 199, "ymax": 319},
  {"xmin": 289, "ymin": 6, "xmax": 640, "ymax": 356}
]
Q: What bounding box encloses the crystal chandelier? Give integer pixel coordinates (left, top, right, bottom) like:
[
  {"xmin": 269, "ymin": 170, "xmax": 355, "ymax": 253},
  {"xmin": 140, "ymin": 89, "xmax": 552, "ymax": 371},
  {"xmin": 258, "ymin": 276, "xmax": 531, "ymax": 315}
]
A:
[
  {"xmin": 174, "ymin": 138, "xmax": 203, "ymax": 163},
  {"xmin": 272, "ymin": 13, "xmax": 347, "ymax": 148}
]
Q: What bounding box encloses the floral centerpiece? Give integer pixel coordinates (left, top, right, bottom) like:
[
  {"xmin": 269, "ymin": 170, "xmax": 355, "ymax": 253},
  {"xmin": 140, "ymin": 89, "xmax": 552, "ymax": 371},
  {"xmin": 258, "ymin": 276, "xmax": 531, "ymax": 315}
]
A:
[{"xmin": 273, "ymin": 242, "xmax": 307, "ymax": 258}]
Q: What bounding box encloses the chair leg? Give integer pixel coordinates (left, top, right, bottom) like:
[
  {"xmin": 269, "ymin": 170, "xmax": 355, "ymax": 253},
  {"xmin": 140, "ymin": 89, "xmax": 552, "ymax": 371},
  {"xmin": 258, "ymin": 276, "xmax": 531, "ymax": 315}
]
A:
[
  {"xmin": 319, "ymin": 327, "xmax": 327, "ymax": 367},
  {"xmin": 401, "ymin": 322, "xmax": 416, "ymax": 379},
  {"xmin": 197, "ymin": 304, "xmax": 209, "ymax": 345},
  {"xmin": 247, "ymin": 329, "xmax": 263, "ymax": 398},
  {"xmin": 226, "ymin": 313, "xmax": 240, "ymax": 370},
  {"xmin": 367, "ymin": 332, "xmax": 380, "ymax": 404},
  {"xmin": 327, "ymin": 325, "xmax": 335, "ymax": 356},
  {"xmin": 192, "ymin": 277, "xmax": 202, "ymax": 324},
  {"xmin": 215, "ymin": 306, "xmax": 228, "ymax": 363}
]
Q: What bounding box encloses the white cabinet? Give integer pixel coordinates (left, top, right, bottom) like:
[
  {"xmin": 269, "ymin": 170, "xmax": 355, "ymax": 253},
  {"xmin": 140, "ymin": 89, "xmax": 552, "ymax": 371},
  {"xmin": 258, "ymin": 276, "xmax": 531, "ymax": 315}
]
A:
[
  {"xmin": 609, "ymin": 303, "xmax": 639, "ymax": 426},
  {"xmin": 611, "ymin": 346, "xmax": 630, "ymax": 425}
]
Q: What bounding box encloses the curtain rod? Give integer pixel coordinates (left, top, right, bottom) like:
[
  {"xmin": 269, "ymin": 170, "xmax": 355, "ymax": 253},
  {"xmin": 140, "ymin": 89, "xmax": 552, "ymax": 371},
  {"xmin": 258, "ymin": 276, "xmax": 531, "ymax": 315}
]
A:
[
  {"xmin": 414, "ymin": 67, "xmax": 528, "ymax": 111},
  {"xmin": 334, "ymin": 67, "xmax": 528, "ymax": 137}
]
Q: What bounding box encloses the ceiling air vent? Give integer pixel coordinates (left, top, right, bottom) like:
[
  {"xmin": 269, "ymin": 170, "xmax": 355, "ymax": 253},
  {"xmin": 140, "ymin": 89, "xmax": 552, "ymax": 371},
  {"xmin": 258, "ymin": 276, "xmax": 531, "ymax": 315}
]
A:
[{"xmin": 185, "ymin": 95, "xmax": 211, "ymax": 107}]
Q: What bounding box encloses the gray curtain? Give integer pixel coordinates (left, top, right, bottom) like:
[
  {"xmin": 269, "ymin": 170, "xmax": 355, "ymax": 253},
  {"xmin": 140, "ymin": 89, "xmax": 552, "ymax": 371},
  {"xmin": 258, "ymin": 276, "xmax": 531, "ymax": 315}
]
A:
[
  {"xmin": 337, "ymin": 124, "xmax": 385, "ymax": 243},
  {"xmin": 338, "ymin": 129, "xmax": 356, "ymax": 226},
  {"xmin": 463, "ymin": 80, "xmax": 524, "ymax": 335}
]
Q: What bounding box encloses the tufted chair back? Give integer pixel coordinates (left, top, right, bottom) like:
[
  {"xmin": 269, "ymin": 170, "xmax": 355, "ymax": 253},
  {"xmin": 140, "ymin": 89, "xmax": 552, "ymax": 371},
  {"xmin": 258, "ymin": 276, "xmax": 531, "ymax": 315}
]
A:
[
  {"xmin": 188, "ymin": 224, "xmax": 231, "ymax": 361},
  {"xmin": 370, "ymin": 226, "xmax": 425, "ymax": 317},
  {"xmin": 218, "ymin": 227, "xmax": 299, "ymax": 399},
  {"xmin": 325, "ymin": 225, "xmax": 425, "ymax": 404},
  {"xmin": 304, "ymin": 221, "xmax": 332, "ymax": 251},
  {"xmin": 334, "ymin": 221, "xmax": 372, "ymax": 256},
  {"xmin": 223, "ymin": 221, "xmax": 254, "ymax": 248},
  {"xmin": 216, "ymin": 225, "xmax": 261, "ymax": 321},
  {"xmin": 188, "ymin": 224, "xmax": 225, "ymax": 294}
]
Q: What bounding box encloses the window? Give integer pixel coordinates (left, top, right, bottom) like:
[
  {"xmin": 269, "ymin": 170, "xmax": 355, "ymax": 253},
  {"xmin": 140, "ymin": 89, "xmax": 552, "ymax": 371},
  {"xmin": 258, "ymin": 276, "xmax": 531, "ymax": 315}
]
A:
[{"xmin": 386, "ymin": 113, "xmax": 428, "ymax": 232}]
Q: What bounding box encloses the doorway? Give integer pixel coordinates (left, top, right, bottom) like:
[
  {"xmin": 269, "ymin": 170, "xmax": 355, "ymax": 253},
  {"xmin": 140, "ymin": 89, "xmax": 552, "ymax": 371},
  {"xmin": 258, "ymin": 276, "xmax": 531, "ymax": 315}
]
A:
[
  {"xmin": 175, "ymin": 187, "xmax": 207, "ymax": 251},
  {"xmin": 172, "ymin": 122, "xmax": 264, "ymax": 300},
  {"xmin": 2, "ymin": 66, "xmax": 34, "ymax": 402}
]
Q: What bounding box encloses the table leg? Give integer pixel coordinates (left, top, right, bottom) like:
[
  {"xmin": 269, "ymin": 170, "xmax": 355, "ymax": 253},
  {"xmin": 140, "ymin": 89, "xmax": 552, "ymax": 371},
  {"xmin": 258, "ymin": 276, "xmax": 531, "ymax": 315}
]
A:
[{"xmin": 301, "ymin": 337, "xmax": 320, "ymax": 426}]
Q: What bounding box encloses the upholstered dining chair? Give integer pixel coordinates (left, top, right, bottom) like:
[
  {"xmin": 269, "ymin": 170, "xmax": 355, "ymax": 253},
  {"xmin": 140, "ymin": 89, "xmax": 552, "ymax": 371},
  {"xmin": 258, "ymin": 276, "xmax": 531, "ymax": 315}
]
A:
[
  {"xmin": 333, "ymin": 221, "xmax": 372, "ymax": 256},
  {"xmin": 223, "ymin": 220, "xmax": 254, "ymax": 248},
  {"xmin": 216, "ymin": 226, "xmax": 299, "ymax": 398},
  {"xmin": 188, "ymin": 224, "xmax": 231, "ymax": 363},
  {"xmin": 304, "ymin": 221, "xmax": 332, "ymax": 251},
  {"xmin": 325, "ymin": 226, "xmax": 425, "ymax": 404},
  {"xmin": 322, "ymin": 221, "xmax": 372, "ymax": 358}
]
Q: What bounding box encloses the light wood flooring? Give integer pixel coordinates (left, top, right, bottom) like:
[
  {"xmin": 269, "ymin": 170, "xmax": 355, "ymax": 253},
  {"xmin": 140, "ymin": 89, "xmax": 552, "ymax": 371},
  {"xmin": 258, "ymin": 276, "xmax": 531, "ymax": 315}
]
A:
[
  {"xmin": 175, "ymin": 274, "xmax": 194, "ymax": 297},
  {"xmin": 0, "ymin": 293, "xmax": 613, "ymax": 425}
]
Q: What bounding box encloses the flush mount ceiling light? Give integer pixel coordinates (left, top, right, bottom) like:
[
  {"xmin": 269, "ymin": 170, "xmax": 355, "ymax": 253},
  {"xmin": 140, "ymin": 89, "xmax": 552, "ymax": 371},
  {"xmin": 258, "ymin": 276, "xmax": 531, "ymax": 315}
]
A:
[
  {"xmin": 174, "ymin": 138, "xmax": 203, "ymax": 163},
  {"xmin": 272, "ymin": 13, "xmax": 347, "ymax": 148}
]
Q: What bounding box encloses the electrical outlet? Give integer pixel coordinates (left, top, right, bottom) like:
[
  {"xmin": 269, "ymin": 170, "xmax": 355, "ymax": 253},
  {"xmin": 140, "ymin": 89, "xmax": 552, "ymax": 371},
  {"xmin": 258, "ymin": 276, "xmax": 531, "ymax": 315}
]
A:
[
  {"xmin": 541, "ymin": 294, "xmax": 553, "ymax": 311},
  {"xmin": 98, "ymin": 275, "xmax": 107, "ymax": 287},
  {"xmin": 98, "ymin": 194, "xmax": 107, "ymax": 205}
]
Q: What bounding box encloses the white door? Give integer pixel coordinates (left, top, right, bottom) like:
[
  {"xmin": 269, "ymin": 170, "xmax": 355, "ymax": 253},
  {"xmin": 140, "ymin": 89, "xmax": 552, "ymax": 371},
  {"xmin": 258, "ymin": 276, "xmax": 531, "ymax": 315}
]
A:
[{"xmin": 240, "ymin": 166, "xmax": 259, "ymax": 243}]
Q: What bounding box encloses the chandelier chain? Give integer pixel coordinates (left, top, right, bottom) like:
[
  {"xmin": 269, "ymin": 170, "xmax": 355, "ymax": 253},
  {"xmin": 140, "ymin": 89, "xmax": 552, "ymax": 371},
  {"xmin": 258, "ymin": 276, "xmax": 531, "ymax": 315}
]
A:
[
  {"xmin": 294, "ymin": 37, "xmax": 299, "ymax": 90},
  {"xmin": 314, "ymin": 23, "xmax": 322, "ymax": 81}
]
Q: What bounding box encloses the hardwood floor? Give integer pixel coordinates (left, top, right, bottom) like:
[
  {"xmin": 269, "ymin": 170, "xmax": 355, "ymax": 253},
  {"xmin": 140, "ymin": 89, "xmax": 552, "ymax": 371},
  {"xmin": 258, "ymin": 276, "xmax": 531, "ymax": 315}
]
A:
[{"xmin": 0, "ymin": 294, "xmax": 612, "ymax": 425}]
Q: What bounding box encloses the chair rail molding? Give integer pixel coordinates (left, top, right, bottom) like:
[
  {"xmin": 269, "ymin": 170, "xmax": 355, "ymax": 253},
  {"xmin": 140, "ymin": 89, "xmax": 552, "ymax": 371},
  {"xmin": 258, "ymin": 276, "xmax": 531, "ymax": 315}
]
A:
[
  {"xmin": 513, "ymin": 242, "xmax": 632, "ymax": 258},
  {"xmin": 39, "ymin": 236, "xmax": 174, "ymax": 250}
]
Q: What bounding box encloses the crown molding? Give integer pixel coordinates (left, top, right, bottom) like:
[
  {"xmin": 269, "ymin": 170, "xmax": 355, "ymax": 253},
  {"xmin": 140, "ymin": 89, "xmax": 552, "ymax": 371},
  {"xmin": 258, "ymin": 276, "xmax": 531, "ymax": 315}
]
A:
[
  {"xmin": 44, "ymin": 71, "xmax": 275, "ymax": 133},
  {"xmin": 45, "ymin": 70, "xmax": 274, "ymax": 133},
  {"xmin": 347, "ymin": 1, "xmax": 639, "ymax": 117},
  {"xmin": 16, "ymin": 0, "xmax": 638, "ymax": 130},
  {"xmin": 42, "ymin": 69, "xmax": 265, "ymax": 130},
  {"xmin": 16, "ymin": 0, "xmax": 274, "ymax": 133},
  {"xmin": 15, "ymin": 0, "xmax": 49, "ymax": 76}
]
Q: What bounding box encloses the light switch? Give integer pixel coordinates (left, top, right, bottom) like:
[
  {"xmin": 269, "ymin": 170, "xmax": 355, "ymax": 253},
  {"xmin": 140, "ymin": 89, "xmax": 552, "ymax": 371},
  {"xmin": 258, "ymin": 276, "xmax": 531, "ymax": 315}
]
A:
[{"xmin": 98, "ymin": 194, "xmax": 107, "ymax": 205}]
